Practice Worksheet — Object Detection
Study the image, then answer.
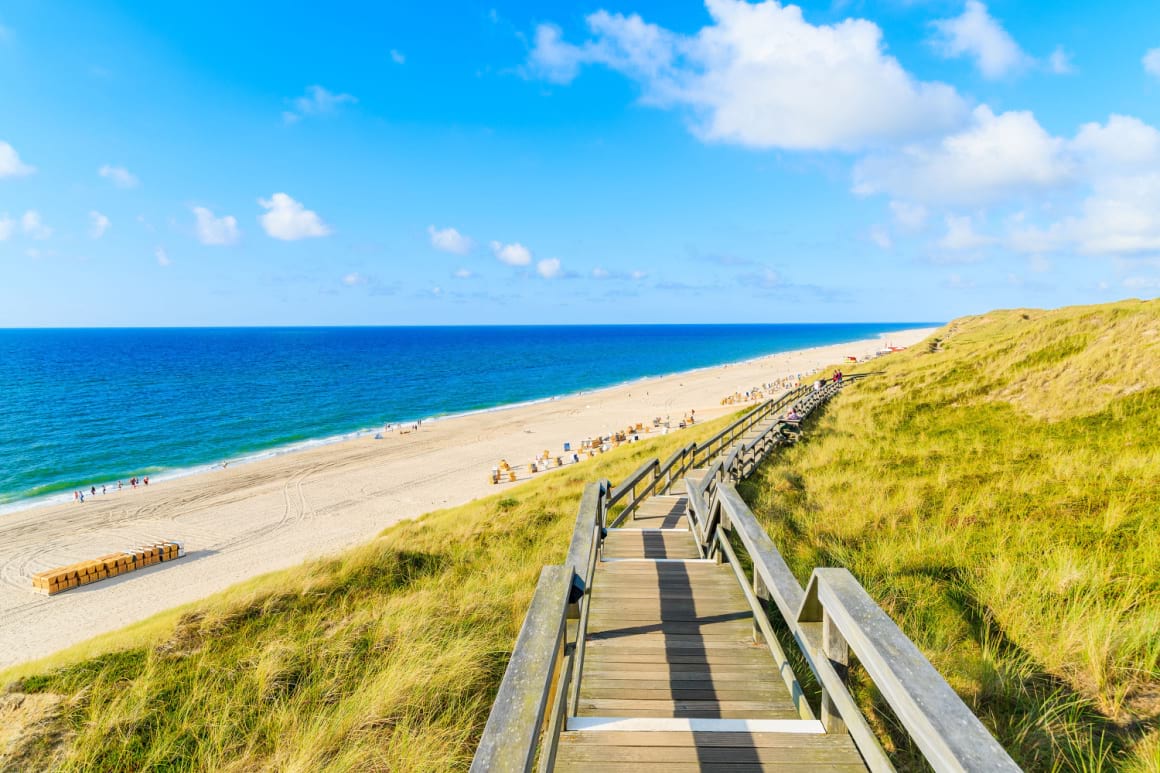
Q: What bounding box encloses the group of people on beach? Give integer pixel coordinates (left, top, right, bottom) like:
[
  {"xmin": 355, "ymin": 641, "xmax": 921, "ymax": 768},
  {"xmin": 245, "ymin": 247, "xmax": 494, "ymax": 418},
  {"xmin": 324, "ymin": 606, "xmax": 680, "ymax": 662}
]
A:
[{"xmin": 73, "ymin": 476, "xmax": 148, "ymax": 503}]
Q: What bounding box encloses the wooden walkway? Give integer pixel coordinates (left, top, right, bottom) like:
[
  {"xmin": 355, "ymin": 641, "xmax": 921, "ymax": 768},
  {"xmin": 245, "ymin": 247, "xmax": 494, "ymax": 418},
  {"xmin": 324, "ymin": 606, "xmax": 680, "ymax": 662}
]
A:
[
  {"xmin": 472, "ymin": 377, "xmax": 1021, "ymax": 773},
  {"xmin": 555, "ymin": 482, "xmax": 867, "ymax": 771}
]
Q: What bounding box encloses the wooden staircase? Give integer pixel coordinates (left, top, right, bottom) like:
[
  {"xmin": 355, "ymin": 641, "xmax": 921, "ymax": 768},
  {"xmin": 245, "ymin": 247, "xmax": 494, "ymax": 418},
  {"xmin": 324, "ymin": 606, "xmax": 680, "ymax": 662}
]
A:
[
  {"xmin": 554, "ymin": 489, "xmax": 867, "ymax": 771},
  {"xmin": 472, "ymin": 376, "xmax": 1021, "ymax": 773}
]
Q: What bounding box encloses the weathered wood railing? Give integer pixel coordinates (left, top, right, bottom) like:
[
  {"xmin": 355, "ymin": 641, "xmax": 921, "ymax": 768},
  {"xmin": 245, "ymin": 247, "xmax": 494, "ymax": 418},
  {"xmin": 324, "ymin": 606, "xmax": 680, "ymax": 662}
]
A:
[
  {"xmin": 473, "ymin": 373, "xmax": 1019, "ymax": 772},
  {"xmin": 606, "ymin": 384, "xmax": 813, "ymax": 528},
  {"xmin": 683, "ymin": 379, "xmax": 1020, "ymax": 772}
]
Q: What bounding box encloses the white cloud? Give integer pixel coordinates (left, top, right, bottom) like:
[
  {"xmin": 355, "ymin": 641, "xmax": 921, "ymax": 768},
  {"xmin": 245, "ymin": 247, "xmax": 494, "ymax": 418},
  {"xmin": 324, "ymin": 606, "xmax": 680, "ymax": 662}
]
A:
[
  {"xmin": 257, "ymin": 193, "xmax": 331, "ymax": 240},
  {"xmin": 1144, "ymin": 48, "xmax": 1160, "ymax": 80},
  {"xmin": 630, "ymin": 269, "xmax": 647, "ymax": 280},
  {"xmin": 889, "ymin": 200, "xmax": 928, "ymax": 231},
  {"xmin": 536, "ymin": 257, "xmax": 562, "ymax": 278},
  {"xmin": 0, "ymin": 213, "xmax": 13, "ymax": 240},
  {"xmin": 192, "ymin": 206, "xmax": 240, "ymax": 245},
  {"xmin": 944, "ymin": 273, "xmax": 976, "ymax": 289},
  {"xmin": 454, "ymin": 268, "xmax": 474, "ymax": 279},
  {"xmin": 390, "ymin": 49, "xmax": 406, "ymax": 64},
  {"xmin": 1123, "ymin": 275, "xmax": 1160, "ymax": 290},
  {"xmin": 1029, "ymin": 254, "xmax": 1051, "ymax": 273},
  {"xmin": 1071, "ymin": 114, "xmax": 1160, "ymax": 170},
  {"xmin": 155, "ymin": 247, "xmax": 171, "ymax": 267},
  {"xmin": 939, "ymin": 215, "xmax": 992, "ymax": 251},
  {"xmin": 99, "ymin": 164, "xmax": 139, "ymax": 188},
  {"xmin": 1004, "ymin": 115, "xmax": 1160, "ymax": 257},
  {"xmin": 929, "ymin": 0, "xmax": 1029, "ymax": 79},
  {"xmin": 1064, "ymin": 174, "xmax": 1160, "ymax": 255},
  {"xmin": 0, "ymin": 141, "xmax": 35, "ymax": 177},
  {"xmin": 1048, "ymin": 46, "xmax": 1074, "ymax": 75},
  {"xmin": 490, "ymin": 240, "xmax": 532, "ymax": 266},
  {"xmin": 592, "ymin": 266, "xmax": 611, "ymax": 279},
  {"xmin": 89, "ymin": 211, "xmax": 110, "ymax": 239},
  {"xmin": 854, "ymin": 106, "xmax": 1070, "ymax": 206},
  {"xmin": 528, "ymin": 0, "xmax": 968, "ymax": 151},
  {"xmin": 342, "ymin": 272, "xmax": 368, "ymax": 286},
  {"xmin": 427, "ymin": 225, "xmax": 474, "ymax": 254},
  {"xmin": 21, "ymin": 210, "xmax": 51, "ymax": 239},
  {"xmin": 869, "ymin": 225, "xmax": 892, "ymax": 249},
  {"xmin": 283, "ymin": 85, "xmax": 357, "ymax": 123}
]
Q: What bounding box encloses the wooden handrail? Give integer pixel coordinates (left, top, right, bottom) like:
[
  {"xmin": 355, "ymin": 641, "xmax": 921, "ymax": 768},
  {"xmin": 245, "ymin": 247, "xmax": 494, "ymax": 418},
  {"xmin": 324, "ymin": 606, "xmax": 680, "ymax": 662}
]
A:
[
  {"xmin": 798, "ymin": 570, "xmax": 1021, "ymax": 773},
  {"xmin": 470, "ymin": 565, "xmax": 573, "ymax": 773},
  {"xmin": 472, "ymin": 372, "xmax": 1015, "ymax": 772}
]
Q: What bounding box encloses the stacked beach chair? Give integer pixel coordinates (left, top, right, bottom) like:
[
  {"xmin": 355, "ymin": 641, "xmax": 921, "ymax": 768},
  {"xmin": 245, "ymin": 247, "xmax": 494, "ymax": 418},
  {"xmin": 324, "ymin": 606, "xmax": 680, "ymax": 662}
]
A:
[{"xmin": 31, "ymin": 540, "xmax": 186, "ymax": 596}]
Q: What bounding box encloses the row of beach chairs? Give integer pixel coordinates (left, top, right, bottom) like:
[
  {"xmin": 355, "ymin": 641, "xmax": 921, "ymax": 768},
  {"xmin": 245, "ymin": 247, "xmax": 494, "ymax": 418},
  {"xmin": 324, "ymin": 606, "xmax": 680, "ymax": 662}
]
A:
[{"xmin": 31, "ymin": 540, "xmax": 185, "ymax": 596}]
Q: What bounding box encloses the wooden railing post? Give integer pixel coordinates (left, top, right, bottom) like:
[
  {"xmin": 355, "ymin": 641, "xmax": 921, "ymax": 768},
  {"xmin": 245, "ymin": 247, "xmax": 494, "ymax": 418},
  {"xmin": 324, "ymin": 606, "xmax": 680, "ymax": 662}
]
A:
[
  {"xmin": 821, "ymin": 608, "xmax": 850, "ymax": 734},
  {"xmin": 753, "ymin": 571, "xmax": 768, "ymax": 643}
]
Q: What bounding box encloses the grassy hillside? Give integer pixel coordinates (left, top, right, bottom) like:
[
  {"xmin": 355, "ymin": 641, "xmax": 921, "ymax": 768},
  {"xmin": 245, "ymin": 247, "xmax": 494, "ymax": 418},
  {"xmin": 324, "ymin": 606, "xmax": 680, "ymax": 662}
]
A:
[
  {"xmin": 0, "ymin": 416, "xmax": 742, "ymax": 772},
  {"xmin": 740, "ymin": 299, "xmax": 1160, "ymax": 771}
]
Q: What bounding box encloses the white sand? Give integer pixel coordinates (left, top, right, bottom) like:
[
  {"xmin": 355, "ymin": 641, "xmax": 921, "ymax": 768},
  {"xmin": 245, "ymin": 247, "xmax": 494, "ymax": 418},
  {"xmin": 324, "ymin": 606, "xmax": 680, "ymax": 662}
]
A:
[{"xmin": 0, "ymin": 328, "xmax": 933, "ymax": 669}]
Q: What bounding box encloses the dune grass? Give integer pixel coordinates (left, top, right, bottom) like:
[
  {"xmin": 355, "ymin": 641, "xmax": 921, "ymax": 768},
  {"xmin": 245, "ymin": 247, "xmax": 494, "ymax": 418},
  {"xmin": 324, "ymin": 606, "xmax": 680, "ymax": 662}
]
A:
[
  {"xmin": 0, "ymin": 414, "xmax": 742, "ymax": 772},
  {"xmin": 739, "ymin": 299, "xmax": 1160, "ymax": 772}
]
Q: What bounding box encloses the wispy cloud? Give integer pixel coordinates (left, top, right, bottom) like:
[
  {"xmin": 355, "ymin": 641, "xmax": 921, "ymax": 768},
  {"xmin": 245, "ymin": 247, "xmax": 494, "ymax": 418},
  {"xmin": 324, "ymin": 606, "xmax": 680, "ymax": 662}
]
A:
[
  {"xmin": 0, "ymin": 141, "xmax": 34, "ymax": 177},
  {"xmin": 21, "ymin": 210, "xmax": 51, "ymax": 239},
  {"xmin": 283, "ymin": 85, "xmax": 357, "ymax": 123},
  {"xmin": 89, "ymin": 211, "xmax": 110, "ymax": 239},
  {"xmin": 428, "ymin": 225, "xmax": 474, "ymax": 254},
  {"xmin": 1145, "ymin": 48, "xmax": 1160, "ymax": 80},
  {"xmin": 99, "ymin": 164, "xmax": 139, "ymax": 188},
  {"xmin": 193, "ymin": 206, "xmax": 240, "ymax": 245},
  {"xmin": 929, "ymin": 0, "xmax": 1030, "ymax": 79}
]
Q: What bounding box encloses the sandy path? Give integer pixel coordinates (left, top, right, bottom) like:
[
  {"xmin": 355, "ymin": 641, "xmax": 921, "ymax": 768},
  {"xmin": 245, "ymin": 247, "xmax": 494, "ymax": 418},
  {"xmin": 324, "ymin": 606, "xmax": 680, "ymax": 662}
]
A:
[{"xmin": 0, "ymin": 329, "xmax": 932, "ymax": 669}]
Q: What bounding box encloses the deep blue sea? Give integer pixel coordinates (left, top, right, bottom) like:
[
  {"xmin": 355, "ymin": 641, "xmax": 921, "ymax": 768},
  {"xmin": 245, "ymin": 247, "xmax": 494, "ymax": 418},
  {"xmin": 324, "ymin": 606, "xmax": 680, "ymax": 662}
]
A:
[{"xmin": 0, "ymin": 324, "xmax": 931, "ymax": 509}]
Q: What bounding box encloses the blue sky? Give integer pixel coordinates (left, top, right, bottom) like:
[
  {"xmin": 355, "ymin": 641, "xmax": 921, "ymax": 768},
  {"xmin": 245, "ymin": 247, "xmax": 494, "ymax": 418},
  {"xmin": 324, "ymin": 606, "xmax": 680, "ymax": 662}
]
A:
[{"xmin": 1, "ymin": 0, "xmax": 1158, "ymax": 326}]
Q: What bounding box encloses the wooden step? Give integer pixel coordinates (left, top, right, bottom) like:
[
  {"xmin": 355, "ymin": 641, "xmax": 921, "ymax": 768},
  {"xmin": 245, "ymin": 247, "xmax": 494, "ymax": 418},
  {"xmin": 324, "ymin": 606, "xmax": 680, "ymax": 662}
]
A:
[{"xmin": 602, "ymin": 530, "xmax": 701, "ymax": 559}]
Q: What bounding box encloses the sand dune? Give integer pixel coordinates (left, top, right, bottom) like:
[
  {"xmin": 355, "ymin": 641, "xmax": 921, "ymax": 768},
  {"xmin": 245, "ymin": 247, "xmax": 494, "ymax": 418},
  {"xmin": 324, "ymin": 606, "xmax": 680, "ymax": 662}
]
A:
[{"xmin": 0, "ymin": 328, "xmax": 933, "ymax": 669}]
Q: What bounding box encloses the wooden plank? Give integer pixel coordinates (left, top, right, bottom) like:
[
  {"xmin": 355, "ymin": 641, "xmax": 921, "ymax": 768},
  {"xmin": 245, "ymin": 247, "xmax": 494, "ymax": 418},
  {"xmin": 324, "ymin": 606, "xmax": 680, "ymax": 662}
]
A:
[
  {"xmin": 587, "ymin": 621, "xmax": 752, "ymax": 637},
  {"xmin": 576, "ymin": 698, "xmax": 798, "ymax": 718},
  {"xmin": 554, "ymin": 763, "xmax": 867, "ymax": 773},
  {"xmin": 554, "ymin": 741, "xmax": 865, "ymax": 764},
  {"xmin": 579, "ymin": 686, "xmax": 784, "ymax": 701},
  {"xmin": 717, "ymin": 484, "xmax": 805, "ymax": 624},
  {"xmin": 583, "ymin": 652, "xmax": 775, "ymax": 667},
  {"xmin": 580, "ymin": 663, "xmax": 779, "ymax": 677},
  {"xmin": 602, "ymin": 549, "xmax": 702, "ymax": 559},
  {"xmin": 565, "ymin": 718, "xmax": 825, "ymax": 734},
  {"xmin": 800, "ymin": 568, "xmax": 1020, "ymax": 772},
  {"xmin": 469, "ymin": 565, "xmax": 570, "ymax": 773}
]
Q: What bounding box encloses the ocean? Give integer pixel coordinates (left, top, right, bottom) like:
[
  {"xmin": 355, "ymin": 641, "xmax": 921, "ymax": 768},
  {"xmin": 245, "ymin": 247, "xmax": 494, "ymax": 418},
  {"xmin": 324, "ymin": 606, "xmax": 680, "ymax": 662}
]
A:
[{"xmin": 0, "ymin": 324, "xmax": 930, "ymax": 510}]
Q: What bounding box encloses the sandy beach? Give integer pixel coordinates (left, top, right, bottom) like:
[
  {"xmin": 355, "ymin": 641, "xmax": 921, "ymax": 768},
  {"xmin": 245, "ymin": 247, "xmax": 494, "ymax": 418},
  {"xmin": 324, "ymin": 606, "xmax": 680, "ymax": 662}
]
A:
[{"xmin": 0, "ymin": 328, "xmax": 933, "ymax": 669}]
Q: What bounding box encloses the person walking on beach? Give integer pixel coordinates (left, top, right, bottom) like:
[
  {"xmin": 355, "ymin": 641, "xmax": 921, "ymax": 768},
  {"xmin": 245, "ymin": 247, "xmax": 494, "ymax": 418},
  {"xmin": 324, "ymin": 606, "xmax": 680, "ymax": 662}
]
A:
[
  {"xmin": 74, "ymin": 490, "xmax": 79, "ymax": 502},
  {"xmin": 91, "ymin": 486, "xmax": 96, "ymax": 497},
  {"xmin": 117, "ymin": 480, "xmax": 123, "ymax": 491},
  {"xmin": 79, "ymin": 492, "xmax": 84, "ymax": 503},
  {"xmin": 102, "ymin": 485, "xmax": 106, "ymax": 495},
  {"xmin": 143, "ymin": 476, "xmax": 149, "ymax": 486}
]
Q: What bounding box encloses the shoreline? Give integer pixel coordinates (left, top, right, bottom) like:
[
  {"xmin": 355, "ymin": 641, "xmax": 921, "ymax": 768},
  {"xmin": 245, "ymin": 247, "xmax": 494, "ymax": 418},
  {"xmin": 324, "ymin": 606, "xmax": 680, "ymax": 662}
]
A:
[
  {"xmin": 0, "ymin": 324, "xmax": 934, "ymax": 517},
  {"xmin": 0, "ymin": 327, "xmax": 935, "ymax": 669}
]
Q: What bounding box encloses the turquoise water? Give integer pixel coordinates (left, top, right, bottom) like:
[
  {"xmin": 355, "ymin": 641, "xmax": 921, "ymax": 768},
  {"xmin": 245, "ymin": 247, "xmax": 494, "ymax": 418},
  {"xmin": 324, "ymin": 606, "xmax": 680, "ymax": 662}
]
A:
[{"xmin": 0, "ymin": 324, "xmax": 931, "ymax": 509}]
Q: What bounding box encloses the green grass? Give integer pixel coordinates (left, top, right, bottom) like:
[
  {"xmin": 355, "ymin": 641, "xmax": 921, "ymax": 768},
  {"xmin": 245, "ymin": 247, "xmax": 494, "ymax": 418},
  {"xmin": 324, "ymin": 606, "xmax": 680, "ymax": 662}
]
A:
[
  {"xmin": 6, "ymin": 299, "xmax": 1159, "ymax": 772},
  {"xmin": 739, "ymin": 299, "xmax": 1160, "ymax": 772},
  {"xmin": 0, "ymin": 415, "xmax": 743, "ymax": 772}
]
